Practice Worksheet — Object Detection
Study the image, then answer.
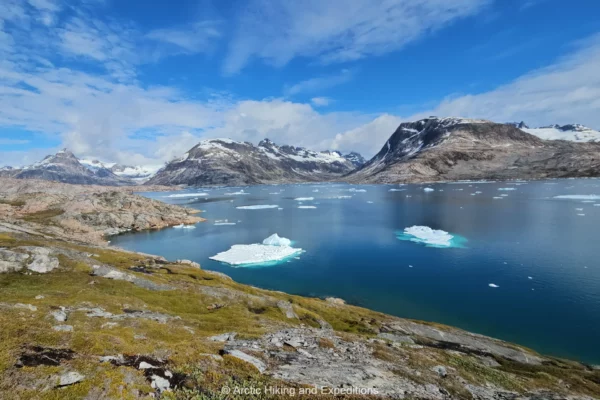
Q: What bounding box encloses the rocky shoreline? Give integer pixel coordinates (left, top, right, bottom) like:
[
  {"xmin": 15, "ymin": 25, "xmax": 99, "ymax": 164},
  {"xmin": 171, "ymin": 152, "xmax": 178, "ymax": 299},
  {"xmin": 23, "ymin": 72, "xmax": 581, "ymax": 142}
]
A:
[{"xmin": 0, "ymin": 179, "xmax": 599, "ymax": 399}]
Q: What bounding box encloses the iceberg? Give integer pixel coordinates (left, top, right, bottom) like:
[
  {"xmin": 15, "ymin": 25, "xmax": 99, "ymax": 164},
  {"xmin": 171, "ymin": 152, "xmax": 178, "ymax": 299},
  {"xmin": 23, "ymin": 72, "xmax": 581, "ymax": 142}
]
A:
[
  {"xmin": 262, "ymin": 234, "xmax": 292, "ymax": 247},
  {"xmin": 294, "ymin": 197, "xmax": 314, "ymax": 201},
  {"xmin": 554, "ymin": 195, "xmax": 600, "ymax": 200},
  {"xmin": 389, "ymin": 189, "xmax": 405, "ymax": 192},
  {"xmin": 210, "ymin": 234, "xmax": 301, "ymax": 266},
  {"xmin": 167, "ymin": 193, "xmax": 209, "ymax": 198},
  {"xmin": 489, "ymin": 283, "xmax": 499, "ymax": 288},
  {"xmin": 236, "ymin": 205, "xmax": 278, "ymax": 209},
  {"xmin": 397, "ymin": 225, "xmax": 466, "ymax": 248},
  {"xmin": 298, "ymin": 205, "xmax": 317, "ymax": 209},
  {"xmin": 423, "ymin": 188, "xmax": 434, "ymax": 192},
  {"xmin": 349, "ymin": 188, "xmax": 367, "ymax": 192}
]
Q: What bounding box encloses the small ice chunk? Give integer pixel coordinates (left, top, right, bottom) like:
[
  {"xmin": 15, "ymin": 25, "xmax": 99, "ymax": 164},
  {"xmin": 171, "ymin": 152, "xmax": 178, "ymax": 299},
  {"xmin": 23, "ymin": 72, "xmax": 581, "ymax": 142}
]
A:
[
  {"xmin": 167, "ymin": 193, "xmax": 208, "ymax": 198},
  {"xmin": 423, "ymin": 188, "xmax": 434, "ymax": 192},
  {"xmin": 489, "ymin": 283, "xmax": 499, "ymax": 288},
  {"xmin": 214, "ymin": 222, "xmax": 236, "ymax": 226},
  {"xmin": 528, "ymin": 276, "xmax": 533, "ymax": 280},
  {"xmin": 577, "ymin": 213, "xmax": 585, "ymax": 216},
  {"xmin": 349, "ymin": 188, "xmax": 367, "ymax": 193},
  {"xmin": 236, "ymin": 205, "xmax": 278, "ymax": 209},
  {"xmin": 298, "ymin": 206, "xmax": 317, "ymax": 209},
  {"xmin": 262, "ymin": 234, "xmax": 292, "ymax": 247},
  {"xmin": 498, "ymin": 188, "xmax": 516, "ymax": 191},
  {"xmin": 173, "ymin": 224, "xmax": 196, "ymax": 229},
  {"xmin": 554, "ymin": 195, "xmax": 600, "ymax": 200},
  {"xmin": 367, "ymin": 201, "xmax": 374, "ymax": 204},
  {"xmin": 389, "ymin": 189, "xmax": 405, "ymax": 192},
  {"xmin": 493, "ymin": 197, "xmax": 503, "ymax": 199},
  {"xmin": 225, "ymin": 190, "xmax": 249, "ymax": 195},
  {"xmin": 575, "ymin": 208, "xmax": 583, "ymax": 211},
  {"xmin": 294, "ymin": 197, "xmax": 314, "ymax": 201}
]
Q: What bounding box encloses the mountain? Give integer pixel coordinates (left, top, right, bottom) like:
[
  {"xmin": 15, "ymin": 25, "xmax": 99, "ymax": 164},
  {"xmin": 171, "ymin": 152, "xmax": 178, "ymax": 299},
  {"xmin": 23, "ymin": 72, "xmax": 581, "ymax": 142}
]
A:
[
  {"xmin": 346, "ymin": 117, "xmax": 600, "ymax": 184},
  {"xmin": 343, "ymin": 151, "xmax": 367, "ymax": 167},
  {"xmin": 0, "ymin": 149, "xmax": 134, "ymax": 186},
  {"xmin": 146, "ymin": 138, "xmax": 363, "ymax": 186},
  {"xmin": 519, "ymin": 123, "xmax": 600, "ymax": 143},
  {"xmin": 79, "ymin": 159, "xmax": 161, "ymax": 182}
]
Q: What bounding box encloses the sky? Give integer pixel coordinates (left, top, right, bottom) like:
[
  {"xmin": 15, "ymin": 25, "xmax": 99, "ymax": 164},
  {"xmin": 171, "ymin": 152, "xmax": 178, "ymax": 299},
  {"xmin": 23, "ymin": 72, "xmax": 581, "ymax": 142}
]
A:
[{"xmin": 1, "ymin": 0, "xmax": 600, "ymax": 167}]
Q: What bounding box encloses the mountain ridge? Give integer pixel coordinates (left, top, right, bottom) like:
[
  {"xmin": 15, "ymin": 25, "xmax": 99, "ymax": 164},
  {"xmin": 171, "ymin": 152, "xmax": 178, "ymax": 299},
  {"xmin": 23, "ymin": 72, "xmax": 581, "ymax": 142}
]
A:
[
  {"xmin": 346, "ymin": 117, "xmax": 600, "ymax": 184},
  {"xmin": 146, "ymin": 138, "xmax": 365, "ymax": 186}
]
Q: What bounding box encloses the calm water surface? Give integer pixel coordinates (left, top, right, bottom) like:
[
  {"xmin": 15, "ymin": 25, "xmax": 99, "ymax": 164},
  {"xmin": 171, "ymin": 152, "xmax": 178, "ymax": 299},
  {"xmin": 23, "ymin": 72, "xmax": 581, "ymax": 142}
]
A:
[{"xmin": 111, "ymin": 179, "xmax": 600, "ymax": 364}]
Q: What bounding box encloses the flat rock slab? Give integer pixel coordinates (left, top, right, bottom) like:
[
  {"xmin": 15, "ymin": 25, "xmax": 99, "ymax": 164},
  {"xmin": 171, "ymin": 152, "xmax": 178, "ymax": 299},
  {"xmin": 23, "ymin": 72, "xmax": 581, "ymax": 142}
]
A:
[{"xmin": 221, "ymin": 349, "xmax": 266, "ymax": 373}]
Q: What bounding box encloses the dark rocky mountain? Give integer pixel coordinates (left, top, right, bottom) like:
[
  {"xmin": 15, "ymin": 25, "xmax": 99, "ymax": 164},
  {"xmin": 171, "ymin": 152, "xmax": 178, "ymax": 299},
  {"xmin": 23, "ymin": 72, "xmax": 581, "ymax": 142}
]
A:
[
  {"xmin": 147, "ymin": 138, "xmax": 363, "ymax": 186},
  {"xmin": 343, "ymin": 151, "xmax": 367, "ymax": 167},
  {"xmin": 0, "ymin": 149, "xmax": 134, "ymax": 186},
  {"xmin": 346, "ymin": 117, "xmax": 600, "ymax": 184},
  {"xmin": 507, "ymin": 121, "xmax": 529, "ymax": 129}
]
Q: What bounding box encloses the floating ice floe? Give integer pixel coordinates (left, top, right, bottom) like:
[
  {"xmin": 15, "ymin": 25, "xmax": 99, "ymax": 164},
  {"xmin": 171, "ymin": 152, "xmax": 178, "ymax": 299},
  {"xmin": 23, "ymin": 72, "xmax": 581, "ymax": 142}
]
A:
[
  {"xmin": 498, "ymin": 188, "xmax": 516, "ymax": 191},
  {"xmin": 167, "ymin": 193, "xmax": 209, "ymax": 198},
  {"xmin": 397, "ymin": 226, "xmax": 466, "ymax": 248},
  {"xmin": 554, "ymin": 195, "xmax": 600, "ymax": 200},
  {"xmin": 367, "ymin": 201, "xmax": 374, "ymax": 204},
  {"xmin": 210, "ymin": 234, "xmax": 302, "ymax": 266},
  {"xmin": 389, "ymin": 189, "xmax": 405, "ymax": 192},
  {"xmin": 349, "ymin": 188, "xmax": 367, "ymax": 193},
  {"xmin": 575, "ymin": 208, "xmax": 583, "ymax": 211},
  {"xmin": 294, "ymin": 197, "xmax": 314, "ymax": 201},
  {"xmin": 577, "ymin": 214, "xmax": 585, "ymax": 216},
  {"xmin": 595, "ymin": 204, "xmax": 600, "ymax": 207},
  {"xmin": 225, "ymin": 190, "xmax": 250, "ymax": 195},
  {"xmin": 236, "ymin": 205, "xmax": 279, "ymax": 210},
  {"xmin": 298, "ymin": 206, "xmax": 317, "ymax": 209},
  {"xmin": 493, "ymin": 197, "xmax": 503, "ymax": 199},
  {"xmin": 333, "ymin": 195, "xmax": 352, "ymax": 199},
  {"xmin": 214, "ymin": 220, "xmax": 236, "ymax": 226},
  {"xmin": 173, "ymin": 224, "xmax": 196, "ymax": 230},
  {"xmin": 423, "ymin": 188, "xmax": 435, "ymax": 192},
  {"xmin": 489, "ymin": 283, "xmax": 499, "ymax": 288},
  {"xmin": 262, "ymin": 234, "xmax": 292, "ymax": 246}
]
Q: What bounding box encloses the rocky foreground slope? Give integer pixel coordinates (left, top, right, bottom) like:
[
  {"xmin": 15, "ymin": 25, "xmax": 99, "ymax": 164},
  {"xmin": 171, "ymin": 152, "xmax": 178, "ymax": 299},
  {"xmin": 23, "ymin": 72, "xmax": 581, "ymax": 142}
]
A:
[
  {"xmin": 346, "ymin": 118, "xmax": 600, "ymax": 184},
  {"xmin": 0, "ymin": 180, "xmax": 599, "ymax": 399},
  {"xmin": 147, "ymin": 138, "xmax": 364, "ymax": 186}
]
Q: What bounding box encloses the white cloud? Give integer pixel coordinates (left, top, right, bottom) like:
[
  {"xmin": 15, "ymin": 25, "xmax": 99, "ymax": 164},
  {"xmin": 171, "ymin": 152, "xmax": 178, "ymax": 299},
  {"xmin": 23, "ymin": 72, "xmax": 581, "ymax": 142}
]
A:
[
  {"xmin": 311, "ymin": 97, "xmax": 332, "ymax": 107},
  {"xmin": 146, "ymin": 21, "xmax": 221, "ymax": 54},
  {"xmin": 327, "ymin": 114, "xmax": 403, "ymax": 155},
  {"xmin": 0, "ymin": 138, "xmax": 31, "ymax": 145},
  {"xmin": 224, "ymin": 0, "xmax": 490, "ymax": 74},
  {"xmin": 285, "ymin": 69, "xmax": 353, "ymax": 96},
  {"xmin": 416, "ymin": 33, "xmax": 600, "ymax": 128}
]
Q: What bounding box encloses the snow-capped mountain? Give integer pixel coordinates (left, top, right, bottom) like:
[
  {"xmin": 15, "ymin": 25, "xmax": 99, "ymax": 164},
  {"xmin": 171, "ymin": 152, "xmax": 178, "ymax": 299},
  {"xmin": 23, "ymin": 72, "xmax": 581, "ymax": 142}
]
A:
[
  {"xmin": 147, "ymin": 138, "xmax": 364, "ymax": 186},
  {"xmin": 519, "ymin": 123, "xmax": 600, "ymax": 143},
  {"xmin": 347, "ymin": 117, "xmax": 600, "ymax": 183},
  {"xmin": 0, "ymin": 150, "xmax": 134, "ymax": 186},
  {"xmin": 343, "ymin": 151, "xmax": 367, "ymax": 167}
]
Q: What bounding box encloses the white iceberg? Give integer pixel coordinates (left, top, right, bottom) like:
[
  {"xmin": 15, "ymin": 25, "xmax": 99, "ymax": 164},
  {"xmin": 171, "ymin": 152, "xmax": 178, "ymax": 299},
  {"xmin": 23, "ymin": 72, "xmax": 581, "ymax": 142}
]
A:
[
  {"xmin": 167, "ymin": 193, "xmax": 209, "ymax": 198},
  {"xmin": 401, "ymin": 226, "xmax": 454, "ymax": 247},
  {"xmin": 262, "ymin": 234, "xmax": 292, "ymax": 246},
  {"xmin": 173, "ymin": 224, "xmax": 196, "ymax": 230},
  {"xmin": 210, "ymin": 234, "xmax": 302, "ymax": 266},
  {"xmin": 489, "ymin": 283, "xmax": 499, "ymax": 288},
  {"xmin": 298, "ymin": 205, "xmax": 317, "ymax": 209},
  {"xmin": 554, "ymin": 195, "xmax": 600, "ymax": 200},
  {"xmin": 294, "ymin": 197, "xmax": 314, "ymax": 201},
  {"xmin": 236, "ymin": 205, "xmax": 279, "ymax": 210},
  {"xmin": 423, "ymin": 188, "xmax": 434, "ymax": 192},
  {"xmin": 498, "ymin": 188, "xmax": 516, "ymax": 191},
  {"xmin": 389, "ymin": 189, "xmax": 405, "ymax": 192}
]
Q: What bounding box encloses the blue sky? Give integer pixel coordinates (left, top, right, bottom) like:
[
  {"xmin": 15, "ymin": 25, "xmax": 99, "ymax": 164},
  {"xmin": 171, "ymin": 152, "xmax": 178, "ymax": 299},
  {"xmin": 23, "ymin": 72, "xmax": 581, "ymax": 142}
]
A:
[{"xmin": 1, "ymin": 0, "xmax": 600, "ymax": 167}]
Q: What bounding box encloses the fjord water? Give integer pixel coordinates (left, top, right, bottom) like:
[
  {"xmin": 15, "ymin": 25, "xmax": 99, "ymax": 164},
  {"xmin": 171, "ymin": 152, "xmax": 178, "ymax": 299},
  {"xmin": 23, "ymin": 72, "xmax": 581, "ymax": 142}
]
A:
[{"xmin": 111, "ymin": 180, "xmax": 600, "ymax": 364}]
